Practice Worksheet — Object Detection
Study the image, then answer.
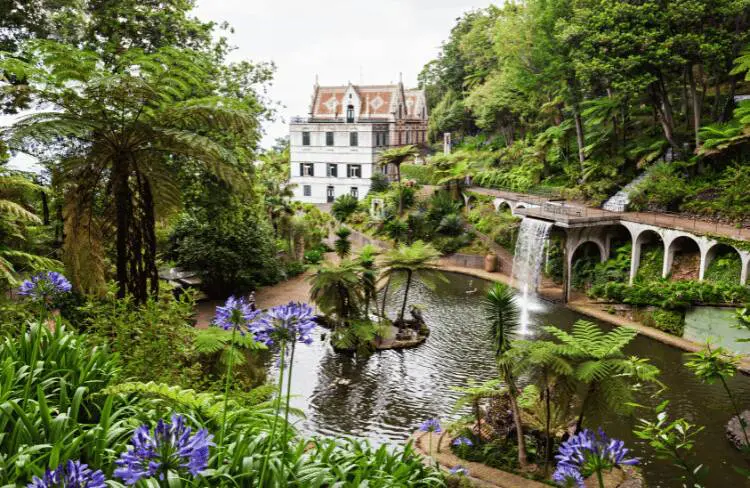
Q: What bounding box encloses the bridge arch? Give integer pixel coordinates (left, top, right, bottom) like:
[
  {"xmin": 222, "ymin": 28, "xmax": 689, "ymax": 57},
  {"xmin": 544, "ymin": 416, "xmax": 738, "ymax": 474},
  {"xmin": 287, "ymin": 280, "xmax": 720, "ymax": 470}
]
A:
[
  {"xmin": 664, "ymin": 235, "xmax": 702, "ymax": 281},
  {"xmin": 703, "ymin": 242, "xmax": 743, "ymax": 284},
  {"xmin": 630, "ymin": 228, "xmax": 665, "ymax": 283},
  {"xmin": 493, "ymin": 198, "xmax": 512, "ymax": 212}
]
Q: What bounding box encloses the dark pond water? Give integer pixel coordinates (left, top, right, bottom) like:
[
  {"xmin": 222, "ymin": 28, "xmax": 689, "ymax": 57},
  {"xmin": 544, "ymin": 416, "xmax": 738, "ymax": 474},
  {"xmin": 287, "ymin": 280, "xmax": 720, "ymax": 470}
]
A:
[{"xmin": 268, "ymin": 272, "xmax": 750, "ymax": 487}]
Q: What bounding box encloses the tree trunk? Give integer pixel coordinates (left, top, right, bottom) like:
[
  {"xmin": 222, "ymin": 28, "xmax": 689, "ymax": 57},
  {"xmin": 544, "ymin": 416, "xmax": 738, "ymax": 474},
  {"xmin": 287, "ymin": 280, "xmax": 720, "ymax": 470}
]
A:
[
  {"xmin": 721, "ymin": 75, "xmax": 738, "ymax": 123},
  {"xmin": 141, "ymin": 177, "xmax": 158, "ymax": 297},
  {"xmin": 575, "ymin": 385, "xmax": 594, "ymax": 434},
  {"xmin": 544, "ymin": 377, "xmax": 552, "ymax": 475},
  {"xmin": 712, "ymin": 81, "xmax": 721, "ymax": 121},
  {"xmin": 40, "ymin": 190, "xmax": 50, "ymax": 225},
  {"xmin": 380, "ymin": 275, "xmax": 391, "ymax": 318},
  {"xmin": 688, "ymin": 65, "xmax": 702, "ymax": 150},
  {"xmin": 506, "ymin": 370, "xmax": 528, "ymax": 467},
  {"xmin": 114, "ymin": 159, "xmax": 130, "ymax": 299},
  {"xmin": 396, "ymin": 163, "xmax": 403, "ymax": 215},
  {"xmin": 650, "ymin": 80, "xmax": 681, "ymax": 158},
  {"xmin": 568, "ymin": 77, "xmax": 586, "ymax": 181},
  {"xmin": 474, "ymin": 399, "xmax": 482, "ymax": 437},
  {"xmin": 398, "ymin": 270, "xmax": 412, "ymax": 324}
]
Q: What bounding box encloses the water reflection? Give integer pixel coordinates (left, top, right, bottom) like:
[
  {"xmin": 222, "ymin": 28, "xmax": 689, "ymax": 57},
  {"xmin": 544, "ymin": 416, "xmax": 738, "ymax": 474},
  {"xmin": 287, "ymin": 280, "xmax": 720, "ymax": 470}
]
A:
[{"xmin": 266, "ymin": 272, "xmax": 750, "ymax": 487}]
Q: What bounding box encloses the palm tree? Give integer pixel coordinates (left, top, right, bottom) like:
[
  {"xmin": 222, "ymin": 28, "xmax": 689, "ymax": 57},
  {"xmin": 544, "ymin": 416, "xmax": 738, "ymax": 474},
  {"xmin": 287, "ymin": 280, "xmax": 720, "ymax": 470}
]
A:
[
  {"xmin": 380, "ymin": 240, "xmax": 442, "ymax": 324},
  {"xmin": 543, "ymin": 320, "xmax": 662, "ymax": 433},
  {"xmin": 0, "ymin": 168, "xmax": 59, "ymax": 288},
  {"xmin": 2, "ymin": 42, "xmax": 256, "ymax": 302},
  {"xmin": 356, "ymin": 245, "xmax": 379, "ymax": 317},
  {"xmin": 484, "ymin": 282, "xmax": 528, "ymax": 468},
  {"xmin": 377, "ymin": 145, "xmax": 418, "ymax": 214},
  {"xmin": 334, "ymin": 227, "xmax": 352, "ymax": 259},
  {"xmin": 308, "ymin": 260, "xmax": 364, "ymax": 327}
]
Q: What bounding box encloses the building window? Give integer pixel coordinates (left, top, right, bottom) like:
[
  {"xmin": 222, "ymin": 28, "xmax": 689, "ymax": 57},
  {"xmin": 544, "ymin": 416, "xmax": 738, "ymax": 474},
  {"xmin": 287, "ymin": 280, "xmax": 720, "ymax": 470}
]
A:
[
  {"xmin": 350, "ymin": 187, "xmax": 358, "ymax": 199},
  {"xmin": 303, "ymin": 185, "xmax": 311, "ymax": 196},
  {"xmin": 302, "ymin": 131, "xmax": 310, "ymax": 146},
  {"xmin": 347, "ymin": 164, "xmax": 362, "ymax": 178},
  {"xmin": 349, "ymin": 132, "xmax": 358, "ymax": 146},
  {"xmin": 406, "ymin": 130, "xmax": 411, "ymax": 144},
  {"xmin": 327, "ymin": 163, "xmax": 338, "ymax": 177},
  {"xmin": 300, "ymin": 163, "xmax": 314, "ymax": 177},
  {"xmin": 326, "ymin": 131, "xmax": 334, "ymax": 146},
  {"xmin": 346, "ymin": 105, "xmax": 354, "ymax": 123}
]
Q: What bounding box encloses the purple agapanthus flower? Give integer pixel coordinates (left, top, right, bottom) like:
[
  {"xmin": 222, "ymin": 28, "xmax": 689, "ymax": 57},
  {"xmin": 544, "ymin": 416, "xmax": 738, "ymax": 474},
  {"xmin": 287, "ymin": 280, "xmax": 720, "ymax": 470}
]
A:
[
  {"xmin": 214, "ymin": 296, "xmax": 262, "ymax": 336},
  {"xmin": 449, "ymin": 465, "xmax": 469, "ymax": 476},
  {"xmin": 114, "ymin": 414, "xmax": 213, "ymax": 485},
  {"xmin": 27, "ymin": 460, "xmax": 106, "ymax": 488},
  {"xmin": 419, "ymin": 418, "xmax": 442, "ymax": 433},
  {"xmin": 452, "ymin": 436, "xmax": 473, "ymax": 447},
  {"xmin": 18, "ymin": 271, "xmax": 72, "ymax": 304},
  {"xmin": 552, "ymin": 464, "xmax": 585, "ymax": 488},
  {"xmin": 553, "ymin": 428, "xmax": 638, "ymax": 487},
  {"xmin": 252, "ymin": 301, "xmax": 316, "ymax": 346}
]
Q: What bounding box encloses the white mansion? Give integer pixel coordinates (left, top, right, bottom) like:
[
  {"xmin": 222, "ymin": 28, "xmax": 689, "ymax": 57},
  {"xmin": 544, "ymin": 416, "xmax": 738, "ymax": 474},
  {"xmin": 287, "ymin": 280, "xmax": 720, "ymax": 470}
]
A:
[{"xmin": 289, "ymin": 80, "xmax": 428, "ymax": 203}]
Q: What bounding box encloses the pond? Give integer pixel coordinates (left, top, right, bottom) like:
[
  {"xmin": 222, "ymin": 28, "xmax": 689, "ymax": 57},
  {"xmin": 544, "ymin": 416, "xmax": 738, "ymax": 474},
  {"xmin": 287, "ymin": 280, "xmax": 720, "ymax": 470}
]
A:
[{"xmin": 268, "ymin": 271, "xmax": 750, "ymax": 487}]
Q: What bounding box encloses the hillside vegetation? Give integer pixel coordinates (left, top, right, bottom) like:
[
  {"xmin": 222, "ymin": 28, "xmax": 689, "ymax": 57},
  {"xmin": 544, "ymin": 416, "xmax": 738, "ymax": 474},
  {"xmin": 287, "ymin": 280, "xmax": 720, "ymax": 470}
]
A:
[{"xmin": 419, "ymin": 0, "xmax": 750, "ymax": 221}]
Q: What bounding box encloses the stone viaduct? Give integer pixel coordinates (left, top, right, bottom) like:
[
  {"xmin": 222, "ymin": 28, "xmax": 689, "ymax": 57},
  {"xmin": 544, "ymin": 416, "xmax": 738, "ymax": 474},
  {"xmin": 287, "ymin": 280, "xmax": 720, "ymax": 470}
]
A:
[{"xmin": 468, "ymin": 187, "xmax": 750, "ymax": 302}]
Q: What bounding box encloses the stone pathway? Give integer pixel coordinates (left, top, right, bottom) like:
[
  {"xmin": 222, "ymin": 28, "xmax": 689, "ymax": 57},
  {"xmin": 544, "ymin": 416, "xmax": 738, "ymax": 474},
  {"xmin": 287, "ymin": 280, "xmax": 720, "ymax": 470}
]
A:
[
  {"xmin": 412, "ymin": 431, "xmax": 547, "ymax": 488},
  {"xmin": 194, "ymin": 269, "xmax": 317, "ymax": 329}
]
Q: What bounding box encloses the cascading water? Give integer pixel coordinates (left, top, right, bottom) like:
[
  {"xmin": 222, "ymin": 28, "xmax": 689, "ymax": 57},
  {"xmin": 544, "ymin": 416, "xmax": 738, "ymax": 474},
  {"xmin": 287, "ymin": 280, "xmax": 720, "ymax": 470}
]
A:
[{"xmin": 511, "ymin": 218, "xmax": 552, "ymax": 334}]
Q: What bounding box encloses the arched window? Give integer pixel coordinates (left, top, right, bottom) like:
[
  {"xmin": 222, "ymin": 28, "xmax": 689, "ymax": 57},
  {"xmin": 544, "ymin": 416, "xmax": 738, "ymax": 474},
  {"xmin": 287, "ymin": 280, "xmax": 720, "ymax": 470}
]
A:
[{"xmin": 346, "ymin": 105, "xmax": 354, "ymax": 123}]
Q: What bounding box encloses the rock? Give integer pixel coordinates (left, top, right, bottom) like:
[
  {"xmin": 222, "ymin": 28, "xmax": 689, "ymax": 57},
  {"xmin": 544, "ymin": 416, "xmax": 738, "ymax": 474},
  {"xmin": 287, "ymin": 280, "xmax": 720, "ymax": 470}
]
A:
[{"xmin": 726, "ymin": 410, "xmax": 750, "ymax": 450}]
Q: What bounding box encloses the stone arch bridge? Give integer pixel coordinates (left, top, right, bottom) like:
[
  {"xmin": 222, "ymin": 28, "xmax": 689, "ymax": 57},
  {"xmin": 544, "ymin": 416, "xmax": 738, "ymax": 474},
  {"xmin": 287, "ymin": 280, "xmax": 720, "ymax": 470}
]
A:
[{"xmin": 465, "ymin": 187, "xmax": 750, "ymax": 302}]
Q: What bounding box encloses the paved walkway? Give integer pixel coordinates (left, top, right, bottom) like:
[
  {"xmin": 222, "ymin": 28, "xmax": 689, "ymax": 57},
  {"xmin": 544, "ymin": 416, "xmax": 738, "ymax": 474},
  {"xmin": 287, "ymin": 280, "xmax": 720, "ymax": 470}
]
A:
[
  {"xmin": 468, "ymin": 186, "xmax": 750, "ymax": 241},
  {"xmin": 412, "ymin": 431, "xmax": 548, "ymax": 488},
  {"xmin": 194, "ymin": 269, "xmax": 317, "ymax": 329}
]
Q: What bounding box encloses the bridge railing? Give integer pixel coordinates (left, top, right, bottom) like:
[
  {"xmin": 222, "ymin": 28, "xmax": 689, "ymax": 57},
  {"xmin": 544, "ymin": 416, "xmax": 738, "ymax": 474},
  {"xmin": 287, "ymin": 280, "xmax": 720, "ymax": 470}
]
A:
[{"xmin": 624, "ymin": 211, "xmax": 750, "ymax": 240}]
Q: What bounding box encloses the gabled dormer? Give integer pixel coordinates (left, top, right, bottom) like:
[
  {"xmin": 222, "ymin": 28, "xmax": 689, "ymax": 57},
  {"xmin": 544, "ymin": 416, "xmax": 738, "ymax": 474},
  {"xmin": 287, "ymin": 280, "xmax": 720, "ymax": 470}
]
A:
[{"xmin": 342, "ymin": 82, "xmax": 361, "ymax": 123}]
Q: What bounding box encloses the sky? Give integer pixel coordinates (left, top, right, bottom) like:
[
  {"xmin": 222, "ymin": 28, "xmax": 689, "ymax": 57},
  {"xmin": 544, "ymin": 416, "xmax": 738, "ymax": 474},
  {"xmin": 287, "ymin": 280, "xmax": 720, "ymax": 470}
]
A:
[{"xmin": 193, "ymin": 0, "xmax": 494, "ymax": 149}]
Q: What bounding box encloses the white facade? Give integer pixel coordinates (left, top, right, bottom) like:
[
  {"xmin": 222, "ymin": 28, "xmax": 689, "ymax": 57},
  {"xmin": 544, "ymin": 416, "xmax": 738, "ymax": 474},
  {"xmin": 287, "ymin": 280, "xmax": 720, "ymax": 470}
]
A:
[
  {"xmin": 289, "ymin": 81, "xmax": 428, "ymax": 204},
  {"xmin": 289, "ymin": 123, "xmax": 382, "ymax": 203}
]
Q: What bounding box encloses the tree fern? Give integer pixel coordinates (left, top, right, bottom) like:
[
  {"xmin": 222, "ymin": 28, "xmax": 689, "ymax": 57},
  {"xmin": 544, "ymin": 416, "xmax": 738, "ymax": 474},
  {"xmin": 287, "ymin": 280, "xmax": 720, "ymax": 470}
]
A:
[
  {"xmin": 543, "ymin": 320, "xmax": 660, "ymax": 431},
  {"xmin": 1, "ymin": 40, "xmax": 262, "ymax": 301}
]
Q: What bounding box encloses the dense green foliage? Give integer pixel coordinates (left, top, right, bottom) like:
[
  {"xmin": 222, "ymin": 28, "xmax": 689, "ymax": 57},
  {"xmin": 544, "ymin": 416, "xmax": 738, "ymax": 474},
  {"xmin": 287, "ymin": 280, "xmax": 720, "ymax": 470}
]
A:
[
  {"xmin": 331, "ymin": 194, "xmax": 359, "ymax": 222},
  {"xmin": 420, "ymin": 1, "xmax": 750, "ymax": 216},
  {"xmin": 0, "ymin": 311, "xmax": 444, "ymax": 486},
  {"xmin": 590, "ymin": 279, "xmax": 750, "ymax": 309},
  {"xmin": 170, "ymin": 209, "xmax": 281, "ymax": 297},
  {"xmin": 401, "ymin": 164, "xmax": 439, "ymax": 185}
]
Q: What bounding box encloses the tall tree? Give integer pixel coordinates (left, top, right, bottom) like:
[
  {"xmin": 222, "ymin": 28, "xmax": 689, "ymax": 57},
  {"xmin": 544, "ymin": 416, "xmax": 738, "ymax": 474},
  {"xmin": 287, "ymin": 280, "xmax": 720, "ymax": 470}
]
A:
[
  {"xmin": 2, "ymin": 42, "xmax": 259, "ymax": 301},
  {"xmin": 484, "ymin": 282, "xmax": 528, "ymax": 468}
]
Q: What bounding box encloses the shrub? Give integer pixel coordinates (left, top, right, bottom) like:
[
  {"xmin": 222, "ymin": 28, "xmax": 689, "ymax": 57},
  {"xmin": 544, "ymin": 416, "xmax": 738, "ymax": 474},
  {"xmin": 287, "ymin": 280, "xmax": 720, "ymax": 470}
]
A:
[
  {"xmin": 332, "ymin": 194, "xmax": 359, "ymax": 222},
  {"xmin": 433, "ymin": 233, "xmax": 472, "ymax": 254},
  {"xmin": 437, "ymin": 213, "xmax": 464, "ymax": 237},
  {"xmin": 636, "ymin": 307, "xmax": 685, "ymax": 336},
  {"xmin": 651, "ymin": 308, "xmax": 685, "ymax": 336},
  {"xmin": 284, "ymin": 261, "xmax": 306, "ymax": 278},
  {"xmin": 304, "ymin": 248, "xmax": 324, "ymax": 264},
  {"xmin": 81, "ymin": 288, "xmax": 205, "ymax": 388},
  {"xmin": 589, "ymin": 279, "xmax": 750, "ymax": 309},
  {"xmin": 370, "ymin": 172, "xmax": 390, "ymax": 192},
  {"xmin": 170, "ymin": 210, "xmax": 281, "ymax": 297},
  {"xmin": 704, "ymin": 249, "xmax": 742, "ymax": 285},
  {"xmin": 401, "ymin": 163, "xmax": 439, "ymax": 185}
]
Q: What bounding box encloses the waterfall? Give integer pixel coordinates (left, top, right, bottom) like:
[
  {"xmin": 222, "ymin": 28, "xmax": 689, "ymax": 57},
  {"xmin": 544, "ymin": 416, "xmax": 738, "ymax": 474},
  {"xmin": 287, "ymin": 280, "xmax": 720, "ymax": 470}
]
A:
[{"xmin": 512, "ymin": 218, "xmax": 552, "ymax": 334}]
